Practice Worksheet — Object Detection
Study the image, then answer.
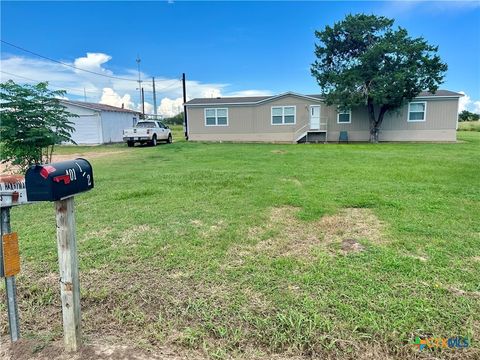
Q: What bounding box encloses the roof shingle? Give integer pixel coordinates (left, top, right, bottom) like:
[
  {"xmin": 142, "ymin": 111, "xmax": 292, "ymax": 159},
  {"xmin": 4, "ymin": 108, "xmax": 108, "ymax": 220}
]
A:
[
  {"xmin": 61, "ymin": 100, "xmax": 141, "ymax": 114},
  {"xmin": 185, "ymin": 90, "xmax": 462, "ymax": 106}
]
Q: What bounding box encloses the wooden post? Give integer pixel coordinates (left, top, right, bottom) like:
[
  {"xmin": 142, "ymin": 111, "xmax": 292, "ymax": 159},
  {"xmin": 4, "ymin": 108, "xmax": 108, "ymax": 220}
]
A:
[{"xmin": 55, "ymin": 197, "xmax": 81, "ymax": 351}]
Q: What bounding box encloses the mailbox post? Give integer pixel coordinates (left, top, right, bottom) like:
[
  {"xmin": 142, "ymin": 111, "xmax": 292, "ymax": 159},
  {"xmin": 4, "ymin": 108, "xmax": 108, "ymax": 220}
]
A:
[
  {"xmin": 26, "ymin": 158, "xmax": 94, "ymax": 352},
  {"xmin": 1, "ymin": 175, "xmax": 29, "ymax": 342}
]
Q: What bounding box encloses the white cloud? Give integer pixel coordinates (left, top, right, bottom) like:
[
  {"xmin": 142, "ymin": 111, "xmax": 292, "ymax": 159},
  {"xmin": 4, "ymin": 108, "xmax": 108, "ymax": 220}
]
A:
[
  {"xmin": 1, "ymin": 53, "xmax": 267, "ymax": 114},
  {"xmin": 473, "ymin": 101, "xmax": 480, "ymax": 114},
  {"xmin": 73, "ymin": 53, "xmax": 112, "ymax": 74},
  {"xmin": 158, "ymin": 97, "xmax": 184, "ymax": 117},
  {"xmin": 458, "ymin": 91, "xmax": 471, "ymax": 112},
  {"xmin": 142, "ymin": 101, "xmax": 154, "ymax": 115},
  {"xmin": 458, "ymin": 91, "xmax": 480, "ymax": 114},
  {"xmin": 100, "ymin": 87, "xmax": 134, "ymax": 110}
]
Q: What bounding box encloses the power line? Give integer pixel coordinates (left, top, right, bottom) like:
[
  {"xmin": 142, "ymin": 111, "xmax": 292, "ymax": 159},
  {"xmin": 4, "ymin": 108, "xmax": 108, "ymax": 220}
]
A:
[
  {"xmin": 0, "ymin": 70, "xmax": 116, "ymax": 97},
  {"xmin": 1, "ymin": 39, "xmax": 139, "ymax": 82},
  {"xmin": 1, "ymin": 70, "xmax": 179, "ymax": 100},
  {"xmin": 1, "ymin": 71, "xmax": 181, "ymax": 107},
  {"xmin": 2, "ymin": 40, "xmax": 183, "ymax": 92},
  {"xmin": 1, "ymin": 70, "xmax": 44, "ymax": 83},
  {"xmin": 0, "ymin": 70, "xmax": 95, "ymax": 93}
]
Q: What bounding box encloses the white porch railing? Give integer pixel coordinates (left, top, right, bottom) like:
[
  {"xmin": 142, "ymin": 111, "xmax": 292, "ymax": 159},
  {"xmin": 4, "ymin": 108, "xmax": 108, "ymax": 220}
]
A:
[{"xmin": 293, "ymin": 117, "xmax": 328, "ymax": 142}]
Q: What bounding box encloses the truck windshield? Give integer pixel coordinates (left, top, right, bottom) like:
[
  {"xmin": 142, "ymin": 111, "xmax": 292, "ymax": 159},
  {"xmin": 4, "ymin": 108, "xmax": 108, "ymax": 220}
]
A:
[{"xmin": 136, "ymin": 122, "xmax": 156, "ymax": 128}]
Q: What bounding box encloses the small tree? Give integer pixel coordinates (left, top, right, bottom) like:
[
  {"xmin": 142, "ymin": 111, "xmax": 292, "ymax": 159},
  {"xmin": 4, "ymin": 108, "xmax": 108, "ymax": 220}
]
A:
[
  {"xmin": 311, "ymin": 14, "xmax": 448, "ymax": 143},
  {"xmin": 163, "ymin": 112, "xmax": 184, "ymax": 125},
  {"xmin": 458, "ymin": 110, "xmax": 480, "ymax": 122},
  {"xmin": 0, "ymin": 80, "xmax": 76, "ymax": 172}
]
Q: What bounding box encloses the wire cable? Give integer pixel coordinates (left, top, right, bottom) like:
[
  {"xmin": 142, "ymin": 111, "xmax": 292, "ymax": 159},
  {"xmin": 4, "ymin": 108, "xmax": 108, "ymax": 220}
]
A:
[
  {"xmin": 1, "ymin": 39, "xmax": 139, "ymax": 82},
  {"xmin": 1, "ymin": 40, "xmax": 183, "ymax": 91},
  {"xmin": 0, "ymin": 70, "xmax": 122, "ymax": 98}
]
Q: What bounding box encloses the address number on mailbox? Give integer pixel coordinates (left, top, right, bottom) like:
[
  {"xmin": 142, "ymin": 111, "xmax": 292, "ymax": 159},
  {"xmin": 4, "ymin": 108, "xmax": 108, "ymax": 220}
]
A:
[{"xmin": 26, "ymin": 158, "xmax": 94, "ymax": 202}]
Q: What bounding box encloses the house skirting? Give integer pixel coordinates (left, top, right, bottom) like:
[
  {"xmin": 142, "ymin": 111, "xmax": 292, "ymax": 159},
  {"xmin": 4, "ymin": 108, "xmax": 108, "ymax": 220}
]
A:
[
  {"xmin": 189, "ymin": 132, "xmax": 295, "ymax": 143},
  {"xmin": 327, "ymin": 129, "xmax": 456, "ymax": 142}
]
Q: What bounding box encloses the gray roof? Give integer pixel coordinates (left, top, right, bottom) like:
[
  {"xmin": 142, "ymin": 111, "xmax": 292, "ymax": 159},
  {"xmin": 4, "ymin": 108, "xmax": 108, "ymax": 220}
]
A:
[
  {"xmin": 61, "ymin": 100, "xmax": 141, "ymax": 114},
  {"xmin": 185, "ymin": 92, "xmax": 324, "ymax": 105},
  {"xmin": 185, "ymin": 90, "xmax": 462, "ymax": 106},
  {"xmin": 417, "ymin": 90, "xmax": 463, "ymax": 97},
  {"xmin": 185, "ymin": 96, "xmax": 272, "ymax": 105}
]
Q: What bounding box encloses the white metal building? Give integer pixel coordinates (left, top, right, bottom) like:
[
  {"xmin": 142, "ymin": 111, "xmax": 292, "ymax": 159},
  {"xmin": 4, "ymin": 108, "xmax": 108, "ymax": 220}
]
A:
[{"xmin": 60, "ymin": 100, "xmax": 141, "ymax": 144}]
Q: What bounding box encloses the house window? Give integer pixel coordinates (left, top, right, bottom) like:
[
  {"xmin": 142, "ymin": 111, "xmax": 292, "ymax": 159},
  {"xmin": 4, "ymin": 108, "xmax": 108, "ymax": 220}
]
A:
[
  {"xmin": 205, "ymin": 108, "xmax": 228, "ymax": 126},
  {"xmin": 337, "ymin": 108, "xmax": 351, "ymax": 124},
  {"xmin": 408, "ymin": 102, "xmax": 427, "ymax": 122},
  {"xmin": 271, "ymin": 106, "xmax": 296, "ymax": 125}
]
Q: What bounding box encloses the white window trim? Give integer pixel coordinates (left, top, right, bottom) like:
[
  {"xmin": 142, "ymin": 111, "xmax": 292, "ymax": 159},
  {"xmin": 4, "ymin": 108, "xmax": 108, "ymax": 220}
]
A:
[
  {"xmin": 204, "ymin": 108, "xmax": 229, "ymax": 126},
  {"xmin": 407, "ymin": 101, "xmax": 427, "ymax": 122},
  {"xmin": 337, "ymin": 108, "xmax": 352, "ymax": 124},
  {"xmin": 271, "ymin": 106, "xmax": 296, "ymax": 125}
]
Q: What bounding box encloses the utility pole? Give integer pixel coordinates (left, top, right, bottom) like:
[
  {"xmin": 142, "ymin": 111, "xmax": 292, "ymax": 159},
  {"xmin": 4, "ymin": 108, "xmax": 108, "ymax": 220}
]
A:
[
  {"xmin": 152, "ymin": 77, "xmax": 157, "ymax": 117},
  {"xmin": 182, "ymin": 73, "xmax": 188, "ymax": 140},
  {"xmin": 83, "ymin": 88, "xmax": 87, "ymax": 102},
  {"xmin": 136, "ymin": 56, "xmax": 143, "ymax": 114},
  {"xmin": 141, "ymin": 88, "xmax": 145, "ymax": 116}
]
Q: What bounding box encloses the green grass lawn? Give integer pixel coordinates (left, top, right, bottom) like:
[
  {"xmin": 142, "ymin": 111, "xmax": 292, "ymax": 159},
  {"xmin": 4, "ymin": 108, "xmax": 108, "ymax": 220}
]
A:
[{"xmin": 1, "ymin": 131, "xmax": 479, "ymax": 359}]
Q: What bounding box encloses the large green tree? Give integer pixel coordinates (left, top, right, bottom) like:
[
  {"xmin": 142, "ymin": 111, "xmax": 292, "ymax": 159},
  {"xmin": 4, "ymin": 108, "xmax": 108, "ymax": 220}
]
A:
[
  {"xmin": 0, "ymin": 80, "xmax": 76, "ymax": 171},
  {"xmin": 311, "ymin": 14, "xmax": 448, "ymax": 143},
  {"xmin": 458, "ymin": 110, "xmax": 480, "ymax": 122}
]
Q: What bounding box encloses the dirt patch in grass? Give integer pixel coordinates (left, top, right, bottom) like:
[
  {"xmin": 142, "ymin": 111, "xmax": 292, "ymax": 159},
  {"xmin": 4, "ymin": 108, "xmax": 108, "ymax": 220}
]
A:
[
  {"xmin": 280, "ymin": 177, "xmax": 302, "ymax": 186},
  {"xmin": 190, "ymin": 219, "xmax": 203, "ymax": 227},
  {"xmin": 2, "ymin": 259, "xmax": 478, "ymax": 360},
  {"xmin": 0, "ymin": 336, "xmax": 204, "ymax": 360},
  {"xmin": 115, "ymin": 225, "xmax": 152, "ymax": 247},
  {"xmin": 406, "ymin": 254, "xmax": 428, "ymax": 262},
  {"xmin": 340, "ymin": 239, "xmax": 365, "ymax": 253},
  {"xmin": 237, "ymin": 206, "xmax": 384, "ymax": 260},
  {"xmin": 271, "ymin": 150, "xmax": 288, "ymax": 154},
  {"xmin": 4, "ymin": 336, "xmax": 477, "ymax": 360},
  {"xmin": 319, "ymin": 207, "xmax": 384, "ymax": 245},
  {"xmin": 447, "ymin": 286, "xmax": 480, "ymax": 299}
]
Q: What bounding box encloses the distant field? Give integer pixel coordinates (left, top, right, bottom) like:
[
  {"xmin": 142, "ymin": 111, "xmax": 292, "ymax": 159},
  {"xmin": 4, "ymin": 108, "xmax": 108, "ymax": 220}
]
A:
[
  {"xmin": 1, "ymin": 132, "xmax": 479, "ymax": 359},
  {"xmin": 458, "ymin": 121, "xmax": 480, "ymax": 132}
]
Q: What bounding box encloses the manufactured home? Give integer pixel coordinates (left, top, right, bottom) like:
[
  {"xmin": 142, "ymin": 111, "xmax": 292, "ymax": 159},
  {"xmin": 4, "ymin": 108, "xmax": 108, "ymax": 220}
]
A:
[
  {"xmin": 184, "ymin": 90, "xmax": 462, "ymax": 143},
  {"xmin": 60, "ymin": 100, "xmax": 141, "ymax": 144}
]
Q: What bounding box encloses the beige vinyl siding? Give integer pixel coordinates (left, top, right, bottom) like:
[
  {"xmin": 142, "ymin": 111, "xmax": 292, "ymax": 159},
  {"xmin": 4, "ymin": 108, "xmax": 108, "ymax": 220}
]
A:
[
  {"xmin": 325, "ymin": 98, "xmax": 458, "ymax": 142},
  {"xmin": 187, "ymin": 96, "xmax": 459, "ymax": 142},
  {"xmin": 188, "ymin": 95, "xmax": 317, "ymax": 142}
]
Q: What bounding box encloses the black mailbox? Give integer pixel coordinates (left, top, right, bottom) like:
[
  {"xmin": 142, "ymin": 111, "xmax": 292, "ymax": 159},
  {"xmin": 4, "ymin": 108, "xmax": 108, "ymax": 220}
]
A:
[{"xmin": 26, "ymin": 158, "xmax": 94, "ymax": 201}]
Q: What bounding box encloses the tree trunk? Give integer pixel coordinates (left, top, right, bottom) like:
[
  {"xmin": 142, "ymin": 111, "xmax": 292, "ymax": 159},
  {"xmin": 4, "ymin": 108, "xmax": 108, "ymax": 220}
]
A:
[
  {"xmin": 368, "ymin": 103, "xmax": 389, "ymax": 144},
  {"xmin": 367, "ymin": 98, "xmax": 378, "ymax": 143}
]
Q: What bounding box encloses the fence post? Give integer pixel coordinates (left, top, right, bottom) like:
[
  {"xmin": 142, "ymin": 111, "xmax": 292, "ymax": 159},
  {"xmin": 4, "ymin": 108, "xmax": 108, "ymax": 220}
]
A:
[
  {"xmin": 55, "ymin": 197, "xmax": 81, "ymax": 351},
  {"xmin": 1, "ymin": 207, "xmax": 21, "ymax": 342}
]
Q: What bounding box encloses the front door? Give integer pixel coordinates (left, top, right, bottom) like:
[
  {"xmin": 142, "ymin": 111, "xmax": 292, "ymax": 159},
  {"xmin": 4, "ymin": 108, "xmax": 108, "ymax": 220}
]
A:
[{"xmin": 310, "ymin": 105, "xmax": 321, "ymax": 130}]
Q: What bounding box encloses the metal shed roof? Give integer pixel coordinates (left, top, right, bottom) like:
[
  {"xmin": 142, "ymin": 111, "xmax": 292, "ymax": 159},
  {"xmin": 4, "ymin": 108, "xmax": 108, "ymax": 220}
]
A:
[{"xmin": 60, "ymin": 100, "xmax": 141, "ymax": 114}]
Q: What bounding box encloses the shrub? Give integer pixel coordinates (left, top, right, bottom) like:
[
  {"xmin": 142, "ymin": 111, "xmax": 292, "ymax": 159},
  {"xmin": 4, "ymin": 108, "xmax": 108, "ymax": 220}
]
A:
[{"xmin": 0, "ymin": 80, "xmax": 77, "ymax": 172}]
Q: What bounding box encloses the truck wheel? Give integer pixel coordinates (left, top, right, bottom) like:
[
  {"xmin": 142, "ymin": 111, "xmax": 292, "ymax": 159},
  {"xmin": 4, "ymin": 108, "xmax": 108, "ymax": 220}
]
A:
[
  {"xmin": 151, "ymin": 135, "xmax": 157, "ymax": 146},
  {"xmin": 167, "ymin": 134, "xmax": 172, "ymax": 144},
  {"xmin": 127, "ymin": 141, "xmax": 134, "ymax": 147}
]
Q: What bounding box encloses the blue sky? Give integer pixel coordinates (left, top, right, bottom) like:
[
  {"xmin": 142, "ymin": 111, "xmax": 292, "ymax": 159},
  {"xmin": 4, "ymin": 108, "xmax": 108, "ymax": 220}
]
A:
[{"xmin": 1, "ymin": 1, "xmax": 479, "ymax": 115}]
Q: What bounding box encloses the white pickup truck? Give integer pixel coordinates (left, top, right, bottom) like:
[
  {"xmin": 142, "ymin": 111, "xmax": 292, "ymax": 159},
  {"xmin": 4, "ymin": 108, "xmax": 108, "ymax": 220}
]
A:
[{"xmin": 123, "ymin": 120, "xmax": 172, "ymax": 147}]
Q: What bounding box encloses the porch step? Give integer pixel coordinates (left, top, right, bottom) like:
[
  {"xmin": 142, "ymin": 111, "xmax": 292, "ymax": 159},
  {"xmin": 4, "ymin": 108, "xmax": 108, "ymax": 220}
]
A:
[{"xmin": 297, "ymin": 131, "xmax": 327, "ymax": 143}]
